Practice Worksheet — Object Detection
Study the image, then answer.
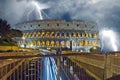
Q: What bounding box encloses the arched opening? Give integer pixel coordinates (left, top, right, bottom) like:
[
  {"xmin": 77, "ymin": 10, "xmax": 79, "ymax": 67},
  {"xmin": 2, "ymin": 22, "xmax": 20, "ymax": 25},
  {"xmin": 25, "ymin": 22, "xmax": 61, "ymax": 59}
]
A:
[
  {"xmin": 46, "ymin": 32, "xmax": 49, "ymax": 38},
  {"xmin": 85, "ymin": 32, "xmax": 89, "ymax": 38},
  {"xmin": 89, "ymin": 32, "xmax": 92, "ymax": 38},
  {"xmin": 57, "ymin": 33, "xmax": 60, "ymax": 37},
  {"xmin": 23, "ymin": 33, "xmax": 26, "ymax": 37},
  {"xmin": 37, "ymin": 41, "xmax": 41, "ymax": 46},
  {"xmin": 25, "ymin": 33, "xmax": 28, "ymax": 37},
  {"xmin": 80, "ymin": 32, "xmax": 82, "ymax": 37},
  {"xmin": 52, "ymin": 33, "xmax": 55, "ymax": 37},
  {"xmin": 90, "ymin": 46, "xmax": 101, "ymax": 52},
  {"xmin": 71, "ymin": 32, "xmax": 74, "ymax": 37},
  {"xmin": 79, "ymin": 41, "xmax": 83, "ymax": 46},
  {"xmin": 37, "ymin": 32, "xmax": 41, "ymax": 37},
  {"xmin": 94, "ymin": 33, "xmax": 98, "ymax": 39},
  {"xmin": 46, "ymin": 40, "xmax": 50, "ymax": 46},
  {"xmin": 30, "ymin": 41, "xmax": 33, "ymax": 48},
  {"xmin": 41, "ymin": 32, "xmax": 45, "ymax": 37},
  {"xmin": 66, "ymin": 41, "xmax": 70, "ymax": 46},
  {"xmin": 61, "ymin": 41, "xmax": 65, "ymax": 47},
  {"xmin": 82, "ymin": 33, "xmax": 85, "ymax": 38},
  {"xmin": 89, "ymin": 41, "xmax": 92, "ymax": 46},
  {"xmin": 73, "ymin": 32, "xmax": 76, "ymax": 37},
  {"xmin": 33, "ymin": 32, "xmax": 36, "ymax": 37},
  {"xmin": 84, "ymin": 40, "xmax": 89, "ymax": 46},
  {"xmin": 76, "ymin": 32, "xmax": 79, "ymax": 37},
  {"xmin": 61, "ymin": 32, "xmax": 64, "ymax": 37},
  {"xmin": 50, "ymin": 32, "xmax": 55, "ymax": 37},
  {"xmin": 51, "ymin": 41, "xmax": 54, "ymax": 47},
  {"xmin": 31, "ymin": 32, "xmax": 34, "ymax": 38},
  {"xmin": 33, "ymin": 41, "xmax": 36, "ymax": 46},
  {"xmin": 92, "ymin": 41, "xmax": 96, "ymax": 46},
  {"xmin": 29, "ymin": 32, "xmax": 33, "ymax": 38},
  {"xmin": 56, "ymin": 41, "xmax": 60, "ymax": 47},
  {"xmin": 41, "ymin": 41, "xmax": 45, "ymax": 47},
  {"xmin": 72, "ymin": 41, "xmax": 75, "ymax": 46},
  {"xmin": 66, "ymin": 32, "xmax": 69, "ymax": 37}
]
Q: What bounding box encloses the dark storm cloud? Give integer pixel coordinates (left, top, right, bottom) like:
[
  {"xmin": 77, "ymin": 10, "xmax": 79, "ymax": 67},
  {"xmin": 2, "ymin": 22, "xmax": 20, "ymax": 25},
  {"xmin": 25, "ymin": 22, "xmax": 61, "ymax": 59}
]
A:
[
  {"xmin": 47, "ymin": 0, "xmax": 120, "ymax": 31},
  {"xmin": 0, "ymin": 0, "xmax": 120, "ymax": 31}
]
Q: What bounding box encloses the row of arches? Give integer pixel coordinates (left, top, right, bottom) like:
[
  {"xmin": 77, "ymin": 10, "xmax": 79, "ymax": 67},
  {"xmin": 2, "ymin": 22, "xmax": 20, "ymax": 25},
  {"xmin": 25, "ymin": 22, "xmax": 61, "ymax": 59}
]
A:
[
  {"xmin": 18, "ymin": 40, "xmax": 100, "ymax": 47},
  {"xmin": 22, "ymin": 31, "xmax": 98, "ymax": 39}
]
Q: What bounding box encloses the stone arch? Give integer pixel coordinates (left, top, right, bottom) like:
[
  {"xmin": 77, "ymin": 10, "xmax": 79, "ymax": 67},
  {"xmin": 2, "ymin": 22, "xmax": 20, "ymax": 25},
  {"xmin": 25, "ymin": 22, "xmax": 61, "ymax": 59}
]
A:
[
  {"xmin": 37, "ymin": 40, "xmax": 41, "ymax": 46},
  {"xmin": 89, "ymin": 41, "xmax": 92, "ymax": 46},
  {"xmin": 45, "ymin": 32, "xmax": 50, "ymax": 38},
  {"xmin": 66, "ymin": 41, "xmax": 70, "ymax": 46},
  {"xmin": 94, "ymin": 33, "xmax": 98, "ymax": 39},
  {"xmin": 57, "ymin": 32, "xmax": 60, "ymax": 37},
  {"xmin": 46, "ymin": 40, "xmax": 50, "ymax": 46},
  {"xmin": 41, "ymin": 41, "xmax": 45, "ymax": 47},
  {"xmin": 71, "ymin": 32, "xmax": 74, "ymax": 37},
  {"xmin": 72, "ymin": 41, "xmax": 75, "ymax": 46},
  {"xmin": 41, "ymin": 32, "xmax": 45, "ymax": 37},
  {"xmin": 61, "ymin": 41, "xmax": 65, "ymax": 47},
  {"xmin": 66, "ymin": 32, "xmax": 69, "ymax": 37},
  {"xmin": 61, "ymin": 32, "xmax": 65, "ymax": 37},
  {"xmin": 56, "ymin": 41, "xmax": 60, "ymax": 47},
  {"xmin": 79, "ymin": 40, "xmax": 83, "ymax": 46},
  {"xmin": 30, "ymin": 41, "xmax": 34, "ymax": 47},
  {"xmin": 82, "ymin": 32, "xmax": 85, "ymax": 38},
  {"xmin": 50, "ymin": 32, "xmax": 55, "ymax": 37},
  {"xmin": 33, "ymin": 32, "xmax": 36, "ymax": 37},
  {"xmin": 92, "ymin": 41, "xmax": 96, "ymax": 46},
  {"xmin": 29, "ymin": 32, "xmax": 33, "ymax": 38},
  {"xmin": 24, "ymin": 32, "xmax": 29, "ymax": 37},
  {"xmin": 51, "ymin": 40, "xmax": 55, "ymax": 47},
  {"xmin": 37, "ymin": 32, "xmax": 41, "ymax": 37},
  {"xmin": 76, "ymin": 32, "xmax": 79, "ymax": 37},
  {"xmin": 84, "ymin": 40, "xmax": 89, "ymax": 46},
  {"xmin": 23, "ymin": 33, "xmax": 26, "ymax": 37},
  {"xmin": 90, "ymin": 46, "xmax": 101, "ymax": 52},
  {"xmin": 85, "ymin": 32, "xmax": 89, "ymax": 38},
  {"xmin": 89, "ymin": 32, "xmax": 92, "ymax": 38},
  {"xmin": 91, "ymin": 33, "xmax": 94, "ymax": 38}
]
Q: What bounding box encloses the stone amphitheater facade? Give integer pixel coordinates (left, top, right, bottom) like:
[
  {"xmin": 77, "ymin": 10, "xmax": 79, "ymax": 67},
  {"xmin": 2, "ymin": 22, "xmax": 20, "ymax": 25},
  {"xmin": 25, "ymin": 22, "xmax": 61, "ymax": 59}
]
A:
[{"xmin": 15, "ymin": 20, "xmax": 101, "ymax": 52}]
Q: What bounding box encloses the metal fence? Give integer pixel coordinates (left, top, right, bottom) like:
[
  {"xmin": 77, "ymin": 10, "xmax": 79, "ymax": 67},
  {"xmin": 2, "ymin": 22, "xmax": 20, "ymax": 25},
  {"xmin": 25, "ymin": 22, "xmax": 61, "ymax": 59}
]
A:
[{"xmin": 0, "ymin": 52, "xmax": 120, "ymax": 80}]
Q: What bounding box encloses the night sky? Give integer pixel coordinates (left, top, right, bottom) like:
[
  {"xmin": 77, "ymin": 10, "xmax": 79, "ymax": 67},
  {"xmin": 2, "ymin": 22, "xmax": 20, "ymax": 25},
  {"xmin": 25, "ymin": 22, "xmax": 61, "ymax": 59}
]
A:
[{"xmin": 0, "ymin": 0, "xmax": 120, "ymax": 51}]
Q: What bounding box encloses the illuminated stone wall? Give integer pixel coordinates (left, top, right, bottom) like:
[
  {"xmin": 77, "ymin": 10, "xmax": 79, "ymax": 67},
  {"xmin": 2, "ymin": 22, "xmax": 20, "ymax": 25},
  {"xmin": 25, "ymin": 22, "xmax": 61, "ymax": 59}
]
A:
[{"xmin": 15, "ymin": 20, "xmax": 101, "ymax": 52}]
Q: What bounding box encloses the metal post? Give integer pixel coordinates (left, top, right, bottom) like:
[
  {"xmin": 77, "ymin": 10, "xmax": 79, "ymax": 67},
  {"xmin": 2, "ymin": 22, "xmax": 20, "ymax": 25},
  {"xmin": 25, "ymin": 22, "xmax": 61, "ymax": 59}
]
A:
[
  {"xmin": 24, "ymin": 62, "xmax": 27, "ymax": 80},
  {"xmin": 17, "ymin": 67, "xmax": 19, "ymax": 80},
  {"xmin": 57, "ymin": 57, "xmax": 60, "ymax": 80}
]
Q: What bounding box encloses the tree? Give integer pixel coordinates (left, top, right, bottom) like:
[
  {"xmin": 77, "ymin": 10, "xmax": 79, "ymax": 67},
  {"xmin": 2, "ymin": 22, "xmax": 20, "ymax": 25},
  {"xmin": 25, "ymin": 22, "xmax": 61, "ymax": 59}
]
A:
[
  {"xmin": 0, "ymin": 19, "xmax": 11, "ymax": 38},
  {"xmin": 0, "ymin": 18, "xmax": 22, "ymax": 45}
]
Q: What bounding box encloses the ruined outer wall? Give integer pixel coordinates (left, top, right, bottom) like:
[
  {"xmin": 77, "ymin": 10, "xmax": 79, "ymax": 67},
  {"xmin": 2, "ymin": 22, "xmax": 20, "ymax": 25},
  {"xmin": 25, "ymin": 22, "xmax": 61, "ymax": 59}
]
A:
[{"xmin": 15, "ymin": 20, "xmax": 98, "ymax": 32}]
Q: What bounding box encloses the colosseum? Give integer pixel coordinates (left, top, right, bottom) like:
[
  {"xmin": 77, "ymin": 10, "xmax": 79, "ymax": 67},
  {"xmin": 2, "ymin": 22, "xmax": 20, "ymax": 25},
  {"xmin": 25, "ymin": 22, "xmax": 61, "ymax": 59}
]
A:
[{"xmin": 15, "ymin": 20, "xmax": 101, "ymax": 52}]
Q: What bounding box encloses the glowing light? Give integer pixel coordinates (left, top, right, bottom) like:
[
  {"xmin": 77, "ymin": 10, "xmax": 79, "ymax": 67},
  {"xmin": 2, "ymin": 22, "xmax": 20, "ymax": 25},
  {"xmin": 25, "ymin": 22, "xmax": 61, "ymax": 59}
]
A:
[
  {"xmin": 93, "ymin": 46, "xmax": 97, "ymax": 50},
  {"xmin": 30, "ymin": 44, "xmax": 33, "ymax": 47},
  {"xmin": 22, "ymin": 37, "xmax": 25, "ymax": 40},
  {"xmin": 101, "ymin": 29, "xmax": 118, "ymax": 51}
]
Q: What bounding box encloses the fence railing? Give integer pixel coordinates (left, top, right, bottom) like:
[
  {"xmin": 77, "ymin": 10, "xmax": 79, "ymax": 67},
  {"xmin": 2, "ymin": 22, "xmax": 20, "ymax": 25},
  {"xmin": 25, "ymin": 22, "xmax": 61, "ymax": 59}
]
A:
[{"xmin": 0, "ymin": 51, "xmax": 120, "ymax": 80}]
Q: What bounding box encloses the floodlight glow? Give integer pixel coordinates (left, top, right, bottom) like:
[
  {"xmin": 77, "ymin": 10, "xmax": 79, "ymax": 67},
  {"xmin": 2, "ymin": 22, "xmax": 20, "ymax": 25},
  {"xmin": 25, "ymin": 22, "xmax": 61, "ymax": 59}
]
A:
[
  {"xmin": 101, "ymin": 29, "xmax": 118, "ymax": 51},
  {"xmin": 22, "ymin": 37, "xmax": 25, "ymax": 40}
]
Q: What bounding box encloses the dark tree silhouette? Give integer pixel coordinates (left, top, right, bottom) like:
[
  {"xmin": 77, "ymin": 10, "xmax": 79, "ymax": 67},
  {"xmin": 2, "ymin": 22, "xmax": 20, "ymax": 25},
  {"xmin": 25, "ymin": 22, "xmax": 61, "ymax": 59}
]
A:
[
  {"xmin": 0, "ymin": 18, "xmax": 22, "ymax": 45},
  {"xmin": 0, "ymin": 19, "xmax": 11, "ymax": 38}
]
